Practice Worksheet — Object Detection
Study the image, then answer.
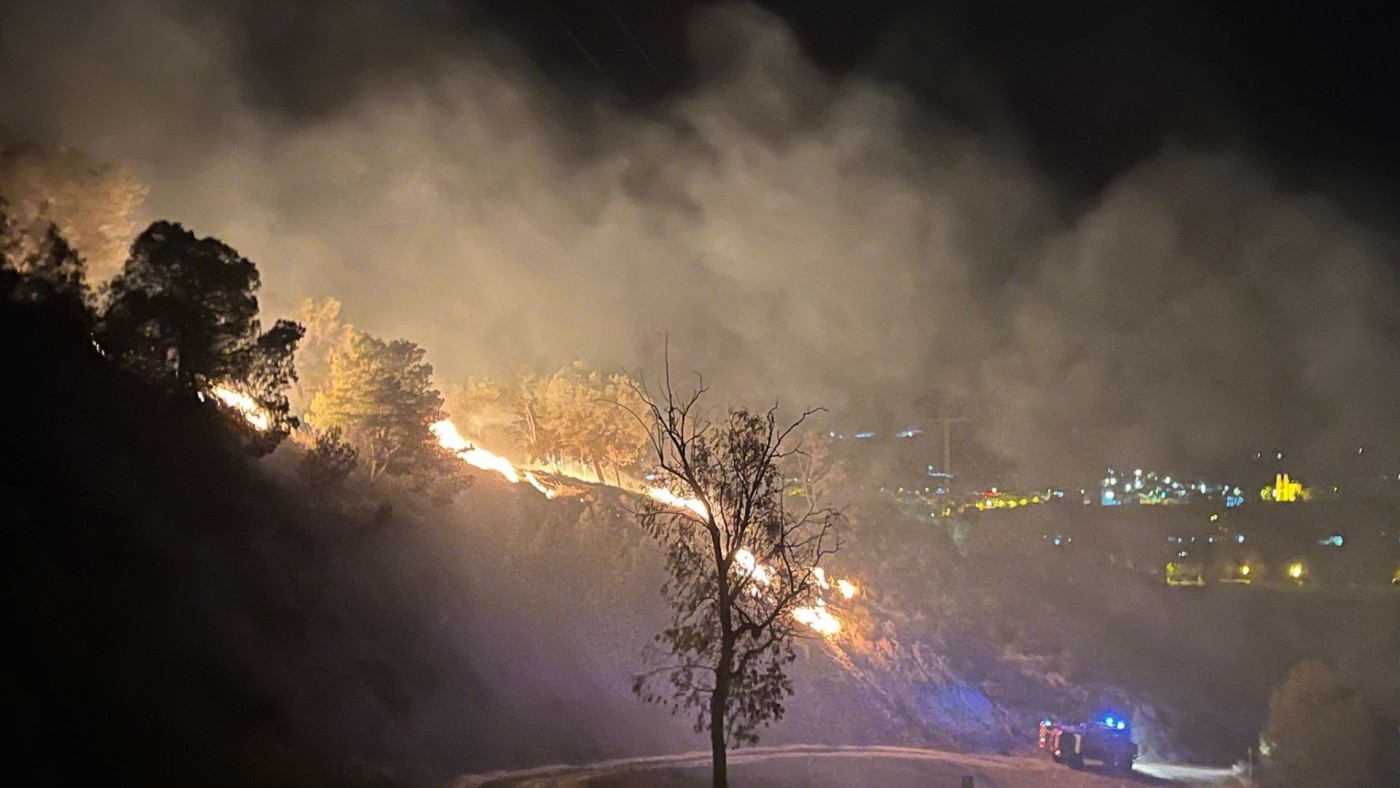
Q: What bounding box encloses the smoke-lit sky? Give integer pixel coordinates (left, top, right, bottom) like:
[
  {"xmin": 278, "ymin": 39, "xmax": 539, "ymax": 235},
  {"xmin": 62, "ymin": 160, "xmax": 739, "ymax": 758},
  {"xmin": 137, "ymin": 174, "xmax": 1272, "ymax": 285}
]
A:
[{"xmin": 3, "ymin": 0, "xmax": 1398, "ymax": 483}]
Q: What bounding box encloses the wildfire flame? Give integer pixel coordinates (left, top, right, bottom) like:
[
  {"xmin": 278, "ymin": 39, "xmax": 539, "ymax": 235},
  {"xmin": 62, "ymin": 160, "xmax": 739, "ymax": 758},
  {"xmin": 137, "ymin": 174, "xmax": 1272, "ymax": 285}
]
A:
[
  {"xmin": 206, "ymin": 393, "xmax": 860, "ymax": 636},
  {"xmin": 431, "ymin": 419, "xmax": 523, "ymax": 484},
  {"xmin": 209, "ymin": 384, "xmax": 271, "ymax": 432},
  {"xmin": 728, "ymin": 549, "xmax": 854, "ymax": 637},
  {"xmin": 427, "ymin": 417, "xmax": 859, "ymax": 637},
  {"xmin": 646, "ymin": 486, "xmax": 710, "ymax": 519},
  {"xmin": 643, "ymin": 485, "xmax": 856, "ymax": 638},
  {"xmin": 733, "ymin": 548, "xmax": 774, "ymax": 588},
  {"xmin": 792, "ymin": 599, "xmax": 842, "ymax": 637},
  {"xmin": 524, "ymin": 471, "xmax": 558, "ymax": 499}
]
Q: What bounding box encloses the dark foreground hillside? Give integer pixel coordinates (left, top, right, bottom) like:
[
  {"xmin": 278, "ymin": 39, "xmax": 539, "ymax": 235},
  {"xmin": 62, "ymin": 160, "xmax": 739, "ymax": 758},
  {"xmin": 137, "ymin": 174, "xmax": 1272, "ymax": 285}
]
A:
[{"xmin": 1, "ymin": 297, "xmax": 447, "ymax": 785}]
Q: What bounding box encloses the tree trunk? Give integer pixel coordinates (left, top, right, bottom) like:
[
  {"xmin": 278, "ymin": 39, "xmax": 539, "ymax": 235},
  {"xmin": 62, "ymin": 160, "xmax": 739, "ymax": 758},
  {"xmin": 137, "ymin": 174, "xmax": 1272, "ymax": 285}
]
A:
[
  {"xmin": 710, "ymin": 670, "xmax": 729, "ymax": 788},
  {"xmin": 712, "ymin": 541, "xmax": 734, "ymax": 788}
]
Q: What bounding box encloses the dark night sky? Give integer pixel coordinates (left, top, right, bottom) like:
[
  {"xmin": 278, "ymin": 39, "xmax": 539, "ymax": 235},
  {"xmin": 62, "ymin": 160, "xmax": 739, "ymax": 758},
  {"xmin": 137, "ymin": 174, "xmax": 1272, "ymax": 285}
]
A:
[
  {"xmin": 458, "ymin": 0, "xmax": 1399, "ymax": 203},
  {"xmin": 220, "ymin": 0, "xmax": 1400, "ymax": 233}
]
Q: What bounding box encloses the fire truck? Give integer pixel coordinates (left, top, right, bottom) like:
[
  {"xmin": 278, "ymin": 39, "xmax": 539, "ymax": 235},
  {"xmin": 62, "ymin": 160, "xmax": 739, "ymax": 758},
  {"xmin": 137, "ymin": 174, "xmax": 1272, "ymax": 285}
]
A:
[{"xmin": 1038, "ymin": 714, "xmax": 1138, "ymax": 772}]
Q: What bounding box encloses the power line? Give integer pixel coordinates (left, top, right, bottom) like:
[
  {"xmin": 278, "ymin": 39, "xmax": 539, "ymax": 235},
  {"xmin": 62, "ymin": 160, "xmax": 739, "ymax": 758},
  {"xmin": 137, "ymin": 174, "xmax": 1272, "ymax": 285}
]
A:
[
  {"xmin": 601, "ymin": 0, "xmax": 666, "ymax": 87},
  {"xmin": 536, "ymin": 0, "xmax": 626, "ymax": 98},
  {"xmin": 930, "ymin": 416, "xmax": 969, "ymax": 495}
]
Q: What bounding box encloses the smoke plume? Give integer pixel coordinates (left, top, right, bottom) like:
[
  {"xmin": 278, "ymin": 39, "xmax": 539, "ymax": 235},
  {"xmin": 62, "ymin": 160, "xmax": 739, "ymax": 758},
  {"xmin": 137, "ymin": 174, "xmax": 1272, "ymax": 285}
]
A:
[{"xmin": 3, "ymin": 0, "xmax": 1397, "ymax": 483}]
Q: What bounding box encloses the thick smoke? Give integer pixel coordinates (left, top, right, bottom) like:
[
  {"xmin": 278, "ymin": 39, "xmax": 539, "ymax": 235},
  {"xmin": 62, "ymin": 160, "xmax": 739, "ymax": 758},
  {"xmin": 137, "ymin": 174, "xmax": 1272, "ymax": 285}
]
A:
[{"xmin": 3, "ymin": 0, "xmax": 1397, "ymax": 483}]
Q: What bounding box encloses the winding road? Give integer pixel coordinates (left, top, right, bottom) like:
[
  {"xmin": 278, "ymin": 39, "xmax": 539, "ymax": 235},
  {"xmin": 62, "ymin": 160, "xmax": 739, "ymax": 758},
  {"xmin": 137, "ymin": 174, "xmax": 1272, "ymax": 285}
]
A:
[{"xmin": 449, "ymin": 744, "xmax": 1241, "ymax": 787}]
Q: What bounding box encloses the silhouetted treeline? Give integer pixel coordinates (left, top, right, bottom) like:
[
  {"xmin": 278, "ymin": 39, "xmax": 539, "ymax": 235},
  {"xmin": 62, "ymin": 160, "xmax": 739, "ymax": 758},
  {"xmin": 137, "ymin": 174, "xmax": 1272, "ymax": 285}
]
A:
[{"xmin": 0, "ymin": 264, "xmax": 446, "ymax": 785}]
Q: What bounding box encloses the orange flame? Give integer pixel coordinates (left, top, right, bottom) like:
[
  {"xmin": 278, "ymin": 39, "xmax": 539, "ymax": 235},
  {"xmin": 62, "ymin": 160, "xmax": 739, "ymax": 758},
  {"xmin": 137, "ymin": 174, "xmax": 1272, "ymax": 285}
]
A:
[
  {"xmin": 209, "ymin": 384, "xmax": 271, "ymax": 432},
  {"xmin": 793, "ymin": 599, "xmax": 842, "ymax": 636},
  {"xmin": 524, "ymin": 471, "xmax": 558, "ymax": 499},
  {"xmin": 430, "ymin": 419, "xmax": 523, "ymax": 485},
  {"xmin": 646, "ymin": 486, "xmax": 710, "ymax": 519}
]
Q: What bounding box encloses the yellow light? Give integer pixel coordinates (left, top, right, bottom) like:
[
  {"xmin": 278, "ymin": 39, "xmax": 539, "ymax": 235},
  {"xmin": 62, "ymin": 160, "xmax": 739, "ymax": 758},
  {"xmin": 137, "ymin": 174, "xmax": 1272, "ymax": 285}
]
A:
[
  {"xmin": 1288, "ymin": 562, "xmax": 1304, "ymax": 579},
  {"xmin": 1209, "ymin": 513, "xmax": 1219, "ymax": 522},
  {"xmin": 1268, "ymin": 473, "xmax": 1304, "ymax": 502},
  {"xmin": 1240, "ymin": 564, "xmax": 1251, "ymax": 576}
]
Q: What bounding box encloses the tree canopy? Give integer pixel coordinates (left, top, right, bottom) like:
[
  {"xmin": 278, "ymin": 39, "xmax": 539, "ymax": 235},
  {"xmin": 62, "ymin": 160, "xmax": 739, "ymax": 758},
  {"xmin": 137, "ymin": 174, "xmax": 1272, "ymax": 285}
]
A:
[
  {"xmin": 98, "ymin": 221, "xmax": 302, "ymax": 453},
  {"xmin": 1260, "ymin": 660, "xmax": 1400, "ymax": 788},
  {"xmin": 100, "ymin": 221, "xmax": 262, "ymax": 385},
  {"xmin": 632, "ymin": 374, "xmax": 840, "ymax": 788},
  {"xmin": 451, "ymin": 365, "xmax": 650, "ymax": 484},
  {"xmin": 1, "ymin": 201, "xmax": 87, "ymax": 308},
  {"xmin": 307, "ymin": 331, "xmax": 470, "ymax": 499},
  {"xmin": 296, "ymin": 425, "xmax": 359, "ymax": 502},
  {"xmin": 293, "ymin": 296, "xmax": 354, "ymax": 409}
]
